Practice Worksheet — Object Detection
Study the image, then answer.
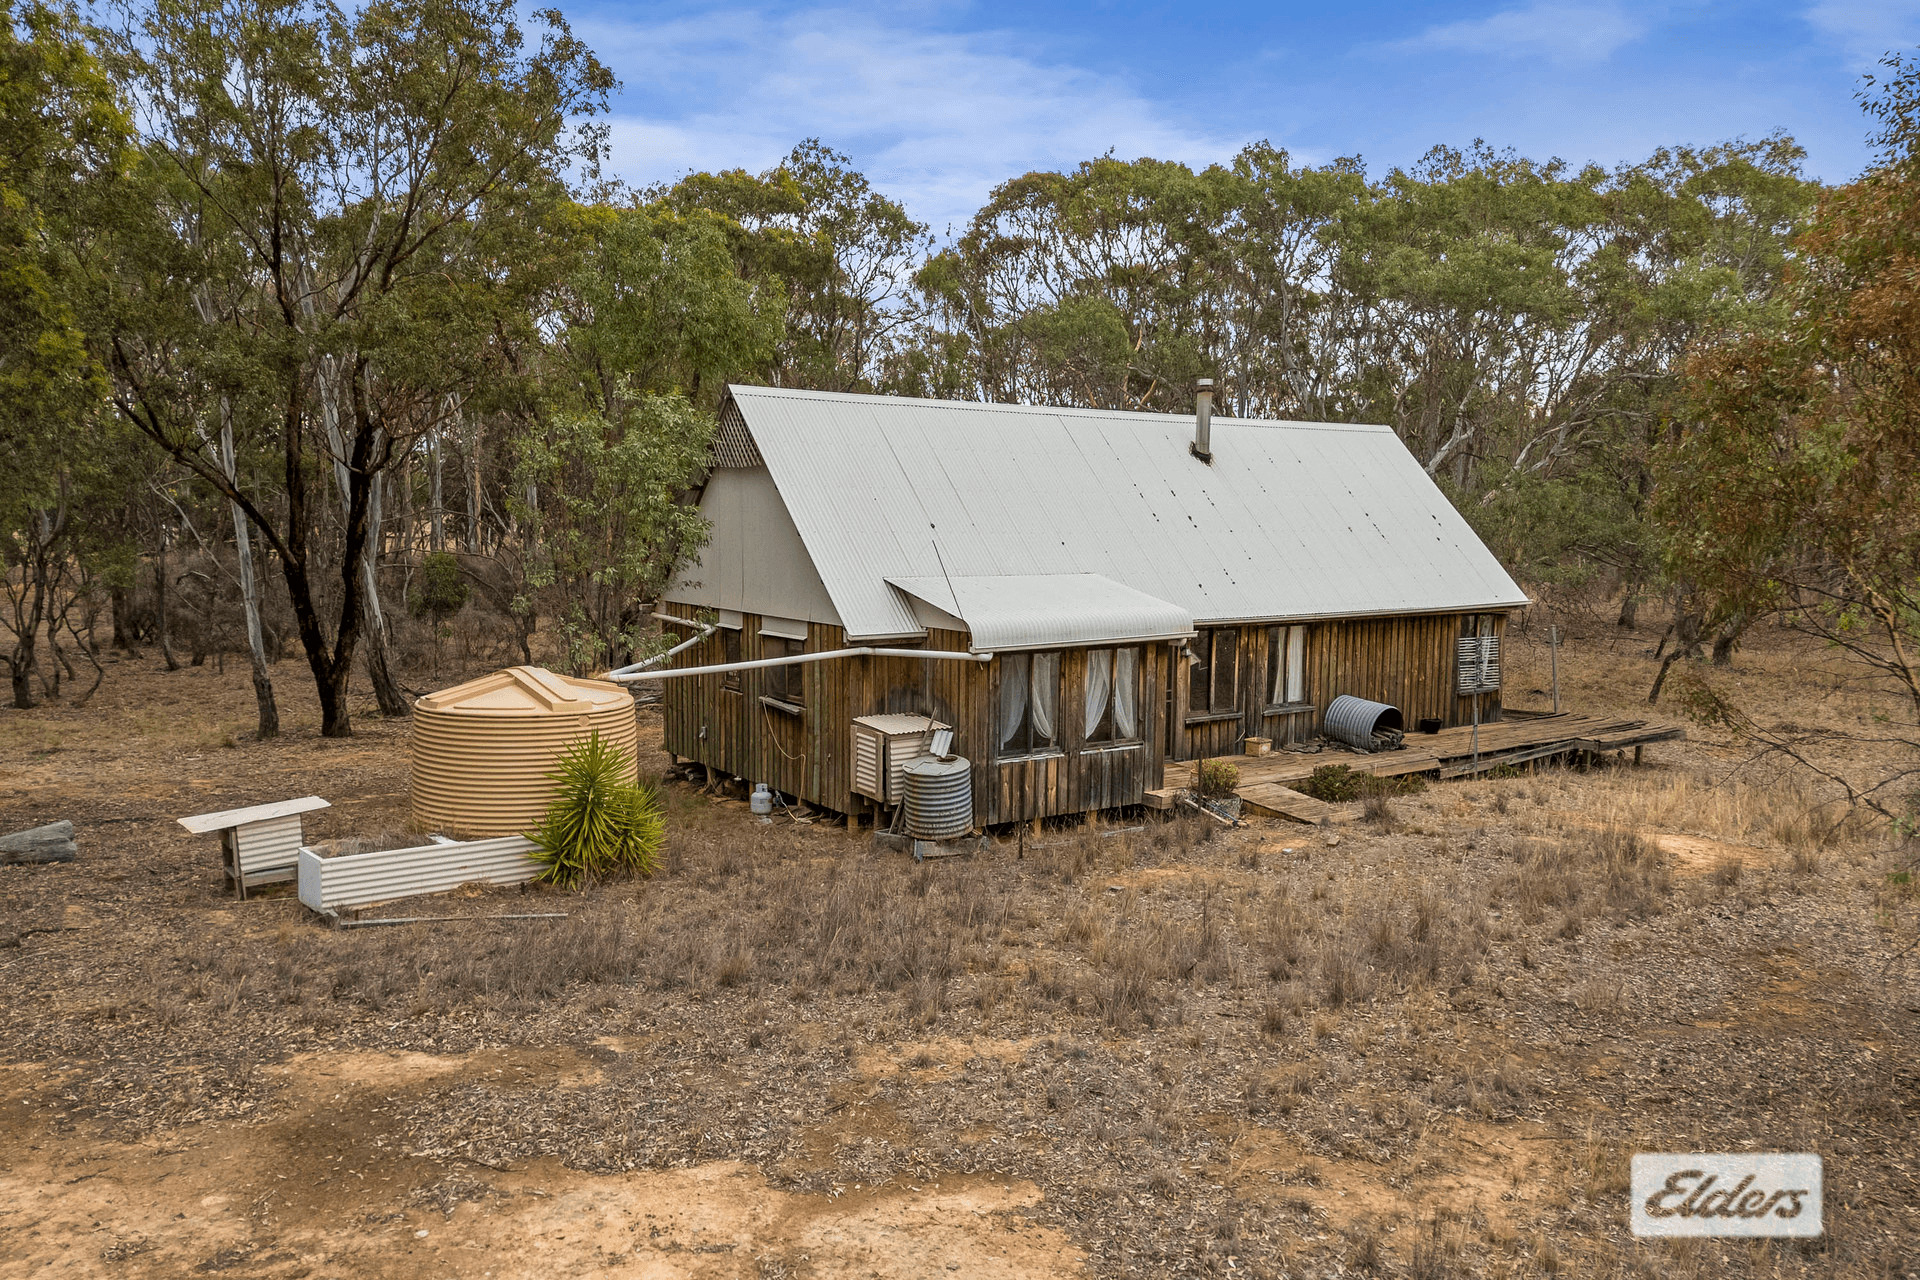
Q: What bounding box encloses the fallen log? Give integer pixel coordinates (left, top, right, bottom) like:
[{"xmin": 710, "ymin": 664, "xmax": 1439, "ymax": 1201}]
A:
[{"xmin": 0, "ymin": 821, "xmax": 76, "ymax": 865}]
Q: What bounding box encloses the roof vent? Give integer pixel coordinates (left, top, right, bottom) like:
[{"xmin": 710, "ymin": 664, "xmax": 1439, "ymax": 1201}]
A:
[{"xmin": 1190, "ymin": 378, "xmax": 1214, "ymax": 464}]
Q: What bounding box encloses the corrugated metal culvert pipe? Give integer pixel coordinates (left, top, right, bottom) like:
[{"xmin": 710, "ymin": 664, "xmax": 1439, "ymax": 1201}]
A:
[
  {"xmin": 1323, "ymin": 694, "xmax": 1406, "ymax": 752},
  {"xmin": 902, "ymin": 755, "xmax": 973, "ymax": 839}
]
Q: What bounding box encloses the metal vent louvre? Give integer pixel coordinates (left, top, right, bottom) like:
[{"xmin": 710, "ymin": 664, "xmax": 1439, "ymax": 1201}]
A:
[
  {"xmin": 711, "ymin": 400, "xmax": 764, "ymax": 468},
  {"xmin": 850, "ymin": 714, "xmax": 950, "ymax": 804},
  {"xmin": 852, "ymin": 725, "xmax": 885, "ymax": 800},
  {"xmin": 1456, "ymin": 635, "xmax": 1501, "ymax": 694}
]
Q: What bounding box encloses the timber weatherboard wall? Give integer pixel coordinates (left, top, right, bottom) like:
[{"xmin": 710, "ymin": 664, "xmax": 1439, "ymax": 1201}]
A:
[
  {"xmin": 659, "ymin": 606, "xmax": 1173, "ymax": 825},
  {"xmin": 1167, "ymin": 611, "xmax": 1507, "ymax": 762}
]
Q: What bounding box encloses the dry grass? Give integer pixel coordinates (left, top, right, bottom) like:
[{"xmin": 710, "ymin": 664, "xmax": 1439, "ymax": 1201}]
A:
[{"xmin": 1, "ymin": 613, "xmax": 1917, "ymax": 1278}]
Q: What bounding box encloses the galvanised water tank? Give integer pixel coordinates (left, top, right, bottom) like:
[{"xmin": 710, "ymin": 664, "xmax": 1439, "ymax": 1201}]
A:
[{"xmin": 902, "ymin": 755, "xmax": 973, "ymax": 839}]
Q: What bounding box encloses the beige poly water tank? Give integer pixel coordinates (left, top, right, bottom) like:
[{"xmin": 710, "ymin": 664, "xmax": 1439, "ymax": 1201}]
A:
[{"xmin": 409, "ymin": 665, "xmax": 640, "ymax": 837}]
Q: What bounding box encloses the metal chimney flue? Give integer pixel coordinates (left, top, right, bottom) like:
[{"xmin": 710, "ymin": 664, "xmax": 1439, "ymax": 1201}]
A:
[{"xmin": 1190, "ymin": 377, "xmax": 1214, "ymax": 464}]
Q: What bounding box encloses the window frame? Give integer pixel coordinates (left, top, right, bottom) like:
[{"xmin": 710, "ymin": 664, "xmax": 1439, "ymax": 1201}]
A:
[
  {"xmin": 720, "ymin": 626, "xmax": 743, "ymax": 691},
  {"xmin": 1264, "ymin": 623, "xmax": 1311, "ymax": 712},
  {"xmin": 1187, "ymin": 628, "xmax": 1241, "ymax": 721},
  {"xmin": 997, "ymin": 649, "xmax": 1063, "ymax": 760},
  {"xmin": 760, "ymin": 634, "xmax": 807, "ymax": 711},
  {"xmin": 1083, "ymin": 646, "xmax": 1144, "ymax": 747}
]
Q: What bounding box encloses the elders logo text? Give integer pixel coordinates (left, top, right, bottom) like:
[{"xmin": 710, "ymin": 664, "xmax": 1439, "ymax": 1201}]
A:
[{"xmin": 1630, "ymin": 1153, "xmax": 1823, "ymax": 1238}]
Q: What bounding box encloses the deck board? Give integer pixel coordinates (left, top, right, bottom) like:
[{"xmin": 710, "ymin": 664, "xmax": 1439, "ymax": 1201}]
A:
[{"xmin": 1158, "ymin": 710, "xmax": 1684, "ymax": 811}]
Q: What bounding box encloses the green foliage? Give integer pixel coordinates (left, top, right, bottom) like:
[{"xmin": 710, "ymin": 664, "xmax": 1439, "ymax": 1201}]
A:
[
  {"xmin": 509, "ymin": 390, "xmax": 713, "ymax": 676},
  {"xmin": 1197, "ymin": 758, "xmax": 1240, "ymax": 798},
  {"xmin": 1300, "ymin": 764, "xmax": 1364, "ymax": 803},
  {"xmin": 410, "ymin": 552, "xmax": 470, "ymax": 623},
  {"xmin": 1298, "ymin": 763, "xmax": 1427, "ymax": 802},
  {"xmin": 528, "ymin": 732, "xmax": 664, "ymax": 888}
]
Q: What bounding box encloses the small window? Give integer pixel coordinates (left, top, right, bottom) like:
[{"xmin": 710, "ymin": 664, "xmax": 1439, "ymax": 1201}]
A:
[
  {"xmin": 1189, "ymin": 628, "xmax": 1239, "ymax": 713},
  {"xmin": 720, "ymin": 627, "xmax": 743, "ymax": 691},
  {"xmin": 1266, "ymin": 624, "xmax": 1307, "ymax": 707},
  {"xmin": 1084, "ymin": 647, "xmax": 1142, "ymax": 744},
  {"xmin": 998, "ymin": 650, "xmax": 1060, "ymax": 757},
  {"xmin": 763, "ymin": 635, "xmax": 805, "ymax": 706}
]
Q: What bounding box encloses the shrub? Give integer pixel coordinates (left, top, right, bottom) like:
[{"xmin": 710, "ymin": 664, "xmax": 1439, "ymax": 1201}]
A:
[
  {"xmin": 1298, "ymin": 763, "xmax": 1428, "ymax": 803},
  {"xmin": 1300, "ymin": 763, "xmax": 1363, "ymax": 802},
  {"xmin": 1197, "ymin": 758, "xmax": 1240, "ymax": 798},
  {"xmin": 528, "ymin": 732, "xmax": 663, "ymax": 887},
  {"xmin": 410, "ymin": 551, "xmax": 471, "ymax": 622}
]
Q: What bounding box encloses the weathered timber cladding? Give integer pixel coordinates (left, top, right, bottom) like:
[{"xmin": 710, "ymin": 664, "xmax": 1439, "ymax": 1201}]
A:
[
  {"xmin": 1166, "ymin": 612, "xmax": 1506, "ymax": 761},
  {"xmin": 659, "ymin": 608, "xmax": 1170, "ymax": 825},
  {"xmin": 662, "ymin": 604, "xmax": 1507, "ymax": 819}
]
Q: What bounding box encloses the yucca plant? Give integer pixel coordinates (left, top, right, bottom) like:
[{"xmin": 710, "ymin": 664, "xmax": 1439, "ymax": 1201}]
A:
[{"xmin": 528, "ymin": 732, "xmax": 664, "ymax": 887}]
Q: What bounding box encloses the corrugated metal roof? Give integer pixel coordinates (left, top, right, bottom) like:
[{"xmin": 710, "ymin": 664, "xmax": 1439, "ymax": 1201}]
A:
[
  {"xmin": 727, "ymin": 385, "xmax": 1530, "ymax": 642},
  {"xmin": 888, "ymin": 574, "xmax": 1194, "ymax": 652}
]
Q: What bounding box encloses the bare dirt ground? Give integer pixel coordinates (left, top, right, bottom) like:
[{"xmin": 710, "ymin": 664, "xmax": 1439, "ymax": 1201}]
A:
[{"xmin": 2, "ymin": 617, "xmax": 1917, "ymax": 1279}]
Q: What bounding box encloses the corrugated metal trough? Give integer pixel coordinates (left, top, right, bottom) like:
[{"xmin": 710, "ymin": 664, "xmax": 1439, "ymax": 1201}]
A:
[
  {"xmin": 298, "ymin": 835, "xmax": 543, "ymax": 915},
  {"xmin": 1323, "ymin": 695, "xmax": 1405, "ymax": 751}
]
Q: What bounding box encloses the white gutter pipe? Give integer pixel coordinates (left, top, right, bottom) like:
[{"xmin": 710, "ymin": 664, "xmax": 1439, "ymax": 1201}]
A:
[
  {"xmin": 607, "ymin": 647, "xmax": 990, "ymax": 684},
  {"xmin": 605, "ymin": 612, "xmax": 721, "ymax": 678}
]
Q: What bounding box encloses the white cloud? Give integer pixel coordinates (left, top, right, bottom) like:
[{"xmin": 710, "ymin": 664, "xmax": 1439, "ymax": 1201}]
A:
[
  {"xmin": 1804, "ymin": 1, "xmax": 1920, "ymax": 68},
  {"xmin": 580, "ymin": 7, "xmax": 1241, "ymax": 235},
  {"xmin": 1393, "ymin": 2, "xmax": 1648, "ymax": 64}
]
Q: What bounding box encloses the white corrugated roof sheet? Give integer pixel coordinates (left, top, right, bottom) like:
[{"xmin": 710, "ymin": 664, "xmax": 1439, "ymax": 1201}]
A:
[
  {"xmin": 888, "ymin": 573, "xmax": 1195, "ymax": 652},
  {"xmin": 726, "ymin": 386, "xmax": 1530, "ymax": 642}
]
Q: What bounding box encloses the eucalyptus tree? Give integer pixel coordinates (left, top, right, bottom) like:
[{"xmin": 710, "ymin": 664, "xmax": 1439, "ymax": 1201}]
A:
[
  {"xmin": 0, "ymin": 0, "xmax": 136, "ymax": 708},
  {"xmin": 660, "ymin": 140, "xmax": 929, "ymax": 393},
  {"xmin": 474, "ymin": 197, "xmax": 775, "ymax": 675},
  {"xmin": 913, "ymin": 154, "xmax": 1239, "ymax": 409},
  {"xmin": 1657, "ymin": 61, "xmax": 1920, "ymax": 809},
  {"xmin": 105, "ymin": 0, "xmax": 613, "ymax": 736}
]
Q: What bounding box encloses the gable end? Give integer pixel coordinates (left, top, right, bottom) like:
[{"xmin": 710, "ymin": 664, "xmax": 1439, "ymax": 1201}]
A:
[{"xmin": 712, "ymin": 397, "xmax": 764, "ymax": 468}]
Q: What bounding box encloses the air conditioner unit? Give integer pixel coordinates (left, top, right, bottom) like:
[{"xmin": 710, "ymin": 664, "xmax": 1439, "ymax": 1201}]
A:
[{"xmin": 851, "ymin": 714, "xmax": 951, "ymax": 804}]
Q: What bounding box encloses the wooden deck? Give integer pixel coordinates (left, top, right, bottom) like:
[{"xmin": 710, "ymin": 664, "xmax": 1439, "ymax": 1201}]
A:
[{"xmin": 1145, "ymin": 711, "xmax": 1685, "ymax": 819}]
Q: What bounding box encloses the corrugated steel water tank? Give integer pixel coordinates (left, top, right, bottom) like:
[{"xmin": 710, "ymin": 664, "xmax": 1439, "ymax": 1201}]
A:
[
  {"xmin": 902, "ymin": 755, "xmax": 973, "ymax": 839},
  {"xmin": 410, "ymin": 666, "xmax": 638, "ymax": 836},
  {"xmin": 1323, "ymin": 695, "xmax": 1405, "ymax": 750}
]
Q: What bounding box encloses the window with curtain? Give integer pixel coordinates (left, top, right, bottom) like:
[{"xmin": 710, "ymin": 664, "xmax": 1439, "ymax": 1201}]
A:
[
  {"xmin": 1188, "ymin": 628, "xmax": 1239, "ymax": 713},
  {"xmin": 1266, "ymin": 624, "xmax": 1307, "ymax": 707},
  {"xmin": 1084, "ymin": 647, "xmax": 1142, "ymax": 745},
  {"xmin": 997, "ymin": 651, "xmax": 1060, "ymax": 757},
  {"xmin": 762, "ymin": 635, "xmax": 805, "ymax": 706}
]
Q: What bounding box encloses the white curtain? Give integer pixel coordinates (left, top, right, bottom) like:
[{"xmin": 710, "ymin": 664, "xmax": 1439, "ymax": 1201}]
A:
[
  {"xmin": 1029, "ymin": 650, "xmax": 1058, "ymax": 742},
  {"xmin": 1113, "ymin": 647, "xmax": 1140, "ymax": 739},
  {"xmin": 998, "ymin": 652, "xmax": 1030, "ymax": 751},
  {"xmin": 1084, "ymin": 649, "xmax": 1112, "ymax": 737},
  {"xmin": 1285, "ymin": 625, "xmax": 1306, "ymax": 705}
]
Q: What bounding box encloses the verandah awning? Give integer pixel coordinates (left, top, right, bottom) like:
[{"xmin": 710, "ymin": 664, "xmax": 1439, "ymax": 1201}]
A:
[{"xmin": 886, "ymin": 573, "xmax": 1195, "ymax": 654}]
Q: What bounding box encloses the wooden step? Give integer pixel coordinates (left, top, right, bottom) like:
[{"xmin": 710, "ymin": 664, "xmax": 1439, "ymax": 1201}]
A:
[{"xmin": 1235, "ymin": 784, "xmax": 1359, "ymax": 825}]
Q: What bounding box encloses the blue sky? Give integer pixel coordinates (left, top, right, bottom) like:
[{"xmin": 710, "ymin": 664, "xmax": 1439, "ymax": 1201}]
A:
[{"xmin": 571, "ymin": 1, "xmax": 1920, "ymax": 233}]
